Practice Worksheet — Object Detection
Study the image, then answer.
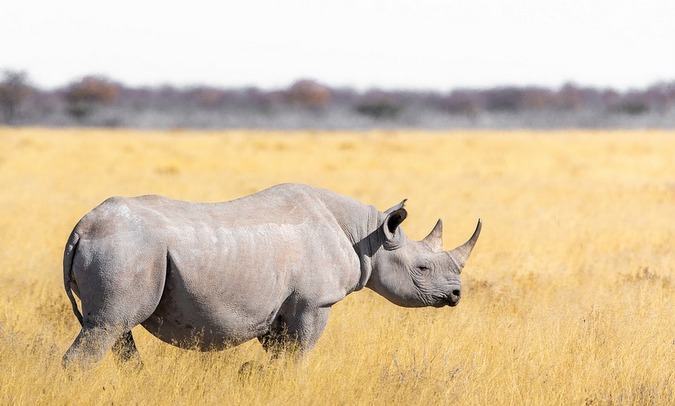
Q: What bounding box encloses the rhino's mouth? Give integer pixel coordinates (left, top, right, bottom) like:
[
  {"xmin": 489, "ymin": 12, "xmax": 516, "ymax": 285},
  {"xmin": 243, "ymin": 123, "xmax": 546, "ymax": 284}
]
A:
[
  {"xmin": 431, "ymin": 297, "xmax": 459, "ymax": 308},
  {"xmin": 446, "ymin": 299, "xmax": 459, "ymax": 307}
]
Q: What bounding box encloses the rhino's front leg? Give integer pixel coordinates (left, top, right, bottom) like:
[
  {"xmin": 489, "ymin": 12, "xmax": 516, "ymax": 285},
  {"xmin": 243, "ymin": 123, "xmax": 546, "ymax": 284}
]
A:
[
  {"xmin": 293, "ymin": 306, "xmax": 331, "ymax": 355},
  {"xmin": 260, "ymin": 306, "xmax": 331, "ymax": 359}
]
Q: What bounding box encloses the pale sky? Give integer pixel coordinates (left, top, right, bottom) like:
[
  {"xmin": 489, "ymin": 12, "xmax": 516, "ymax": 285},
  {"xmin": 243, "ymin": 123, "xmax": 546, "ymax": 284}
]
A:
[{"xmin": 2, "ymin": 0, "xmax": 674, "ymax": 91}]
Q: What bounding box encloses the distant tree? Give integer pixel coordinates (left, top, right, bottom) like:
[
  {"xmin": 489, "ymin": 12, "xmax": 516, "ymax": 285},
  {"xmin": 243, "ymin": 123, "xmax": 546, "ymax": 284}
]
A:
[
  {"xmin": 0, "ymin": 70, "xmax": 31, "ymax": 125},
  {"xmin": 483, "ymin": 87, "xmax": 526, "ymax": 112},
  {"xmin": 355, "ymin": 92, "xmax": 402, "ymax": 119},
  {"xmin": 65, "ymin": 76, "xmax": 119, "ymax": 121},
  {"xmin": 522, "ymin": 87, "xmax": 556, "ymax": 110},
  {"xmin": 643, "ymin": 82, "xmax": 675, "ymax": 113},
  {"xmin": 611, "ymin": 93, "xmax": 650, "ymax": 115},
  {"xmin": 188, "ymin": 86, "xmax": 226, "ymax": 109},
  {"xmin": 601, "ymin": 89, "xmax": 621, "ymax": 108},
  {"xmin": 285, "ymin": 79, "xmax": 331, "ymax": 110},
  {"xmin": 442, "ymin": 90, "xmax": 482, "ymax": 115},
  {"xmin": 558, "ymin": 82, "xmax": 584, "ymax": 111}
]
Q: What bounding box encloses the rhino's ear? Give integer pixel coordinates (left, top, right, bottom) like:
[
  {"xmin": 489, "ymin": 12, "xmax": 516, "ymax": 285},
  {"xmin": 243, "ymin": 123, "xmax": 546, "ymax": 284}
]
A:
[
  {"xmin": 422, "ymin": 219, "xmax": 443, "ymax": 252},
  {"xmin": 383, "ymin": 205, "xmax": 407, "ymax": 242}
]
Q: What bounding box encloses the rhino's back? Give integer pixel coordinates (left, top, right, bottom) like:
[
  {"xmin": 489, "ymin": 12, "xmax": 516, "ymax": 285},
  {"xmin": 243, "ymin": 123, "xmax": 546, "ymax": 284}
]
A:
[{"xmin": 74, "ymin": 184, "xmax": 320, "ymax": 238}]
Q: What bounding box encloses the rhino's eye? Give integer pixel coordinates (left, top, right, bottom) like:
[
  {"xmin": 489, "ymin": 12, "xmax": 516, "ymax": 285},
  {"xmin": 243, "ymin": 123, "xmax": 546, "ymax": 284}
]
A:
[{"xmin": 418, "ymin": 266, "xmax": 430, "ymax": 272}]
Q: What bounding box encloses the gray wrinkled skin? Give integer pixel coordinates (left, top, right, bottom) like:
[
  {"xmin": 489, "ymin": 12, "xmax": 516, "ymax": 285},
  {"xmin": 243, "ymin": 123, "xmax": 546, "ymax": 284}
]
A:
[{"xmin": 62, "ymin": 183, "xmax": 481, "ymax": 367}]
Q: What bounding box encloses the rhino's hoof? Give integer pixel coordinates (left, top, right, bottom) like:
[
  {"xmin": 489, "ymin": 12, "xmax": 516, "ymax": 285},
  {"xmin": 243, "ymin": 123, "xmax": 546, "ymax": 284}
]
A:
[{"xmin": 238, "ymin": 360, "xmax": 265, "ymax": 379}]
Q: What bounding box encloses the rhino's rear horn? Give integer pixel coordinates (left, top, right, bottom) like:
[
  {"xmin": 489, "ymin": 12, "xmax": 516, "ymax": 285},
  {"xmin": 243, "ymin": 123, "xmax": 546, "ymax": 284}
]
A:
[
  {"xmin": 447, "ymin": 219, "xmax": 482, "ymax": 271},
  {"xmin": 422, "ymin": 219, "xmax": 443, "ymax": 252}
]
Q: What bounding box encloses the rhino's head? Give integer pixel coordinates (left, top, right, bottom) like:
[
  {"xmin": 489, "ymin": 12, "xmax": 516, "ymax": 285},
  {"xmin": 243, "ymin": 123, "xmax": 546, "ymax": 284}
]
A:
[{"xmin": 365, "ymin": 200, "xmax": 481, "ymax": 308}]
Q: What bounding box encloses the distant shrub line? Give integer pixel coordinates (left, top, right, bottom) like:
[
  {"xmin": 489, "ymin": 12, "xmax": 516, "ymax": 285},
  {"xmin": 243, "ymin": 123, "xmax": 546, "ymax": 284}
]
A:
[{"xmin": 1, "ymin": 70, "xmax": 675, "ymax": 129}]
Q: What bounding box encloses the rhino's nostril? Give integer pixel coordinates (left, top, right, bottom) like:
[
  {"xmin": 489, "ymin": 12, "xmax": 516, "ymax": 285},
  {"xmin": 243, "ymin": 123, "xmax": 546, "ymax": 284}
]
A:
[{"xmin": 452, "ymin": 289, "xmax": 461, "ymax": 298}]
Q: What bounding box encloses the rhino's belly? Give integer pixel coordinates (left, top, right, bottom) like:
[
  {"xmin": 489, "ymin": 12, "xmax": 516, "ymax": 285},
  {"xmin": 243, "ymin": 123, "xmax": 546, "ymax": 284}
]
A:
[
  {"xmin": 140, "ymin": 276, "xmax": 283, "ymax": 351},
  {"xmin": 141, "ymin": 304, "xmax": 276, "ymax": 351}
]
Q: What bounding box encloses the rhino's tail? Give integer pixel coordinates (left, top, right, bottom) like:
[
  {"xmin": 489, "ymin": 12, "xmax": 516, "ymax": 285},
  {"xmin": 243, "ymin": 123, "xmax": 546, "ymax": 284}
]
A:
[{"xmin": 63, "ymin": 231, "xmax": 83, "ymax": 326}]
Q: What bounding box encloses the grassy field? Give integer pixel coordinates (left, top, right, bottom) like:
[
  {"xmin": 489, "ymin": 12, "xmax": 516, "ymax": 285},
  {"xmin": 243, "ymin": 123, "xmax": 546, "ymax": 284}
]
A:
[{"xmin": 0, "ymin": 128, "xmax": 672, "ymax": 405}]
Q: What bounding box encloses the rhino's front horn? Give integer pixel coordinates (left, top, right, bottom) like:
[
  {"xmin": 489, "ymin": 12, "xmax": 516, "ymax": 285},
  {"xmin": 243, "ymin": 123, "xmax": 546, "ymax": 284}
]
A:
[{"xmin": 447, "ymin": 219, "xmax": 482, "ymax": 272}]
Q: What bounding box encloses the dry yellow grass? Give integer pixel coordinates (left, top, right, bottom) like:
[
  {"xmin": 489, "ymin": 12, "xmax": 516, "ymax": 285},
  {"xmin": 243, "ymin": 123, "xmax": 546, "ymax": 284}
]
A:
[{"xmin": 0, "ymin": 127, "xmax": 673, "ymax": 405}]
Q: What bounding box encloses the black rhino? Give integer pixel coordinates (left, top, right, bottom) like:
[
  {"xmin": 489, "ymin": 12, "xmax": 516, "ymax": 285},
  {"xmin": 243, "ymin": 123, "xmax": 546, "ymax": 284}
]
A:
[{"xmin": 63, "ymin": 183, "xmax": 481, "ymax": 367}]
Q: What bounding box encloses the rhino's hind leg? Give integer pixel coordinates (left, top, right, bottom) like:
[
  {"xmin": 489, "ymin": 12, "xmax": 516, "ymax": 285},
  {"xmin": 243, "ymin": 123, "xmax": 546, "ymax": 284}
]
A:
[
  {"xmin": 62, "ymin": 325, "xmax": 125, "ymax": 368},
  {"xmin": 111, "ymin": 330, "xmax": 143, "ymax": 368},
  {"xmin": 64, "ymin": 248, "xmax": 166, "ymax": 368}
]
